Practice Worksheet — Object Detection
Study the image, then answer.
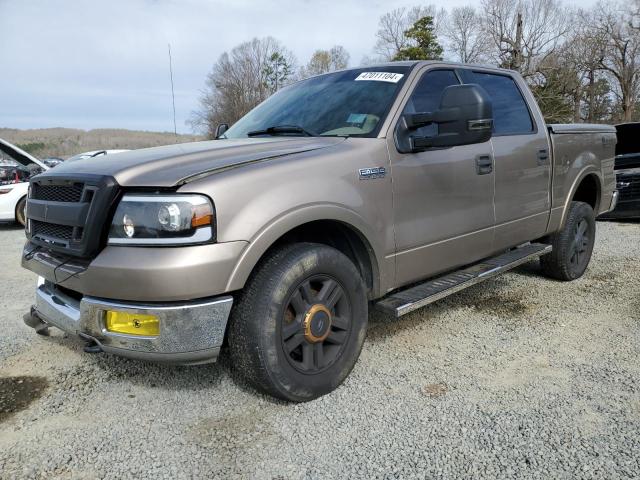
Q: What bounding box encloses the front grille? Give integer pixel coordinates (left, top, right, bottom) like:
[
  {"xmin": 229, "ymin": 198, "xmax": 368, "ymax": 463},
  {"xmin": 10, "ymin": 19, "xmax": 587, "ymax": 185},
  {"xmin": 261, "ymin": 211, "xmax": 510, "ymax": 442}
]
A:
[
  {"xmin": 31, "ymin": 183, "xmax": 84, "ymax": 202},
  {"xmin": 31, "ymin": 220, "xmax": 74, "ymax": 240},
  {"xmin": 27, "ymin": 175, "xmax": 119, "ymax": 258},
  {"xmin": 618, "ymin": 172, "xmax": 640, "ymax": 200}
]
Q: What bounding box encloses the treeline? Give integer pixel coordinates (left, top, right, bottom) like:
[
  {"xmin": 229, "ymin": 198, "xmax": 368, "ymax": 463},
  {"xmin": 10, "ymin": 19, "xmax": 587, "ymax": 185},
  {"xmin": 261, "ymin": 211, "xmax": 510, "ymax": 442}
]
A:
[
  {"xmin": 190, "ymin": 0, "xmax": 640, "ymax": 137},
  {"xmin": 0, "ymin": 128, "xmax": 202, "ymax": 158}
]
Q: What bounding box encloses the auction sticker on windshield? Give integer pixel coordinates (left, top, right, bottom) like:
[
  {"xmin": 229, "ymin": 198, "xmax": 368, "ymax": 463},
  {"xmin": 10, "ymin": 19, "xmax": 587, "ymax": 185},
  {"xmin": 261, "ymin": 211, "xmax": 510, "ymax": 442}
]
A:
[{"xmin": 354, "ymin": 72, "xmax": 404, "ymax": 83}]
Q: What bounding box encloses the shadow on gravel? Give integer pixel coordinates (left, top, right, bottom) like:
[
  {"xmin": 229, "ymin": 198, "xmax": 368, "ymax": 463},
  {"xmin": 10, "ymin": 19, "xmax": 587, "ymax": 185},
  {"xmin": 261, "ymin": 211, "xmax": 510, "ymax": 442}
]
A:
[
  {"xmin": 367, "ymin": 276, "xmax": 536, "ymax": 342},
  {"xmin": 88, "ymin": 353, "xmax": 229, "ymax": 392},
  {"xmin": 29, "ymin": 328, "xmax": 286, "ymax": 404},
  {"xmin": 0, "ymin": 376, "xmax": 48, "ymax": 423},
  {"xmin": 0, "ymin": 222, "xmax": 23, "ymax": 231},
  {"xmin": 509, "ymin": 260, "xmax": 544, "ymax": 279},
  {"xmin": 92, "ymin": 351, "xmax": 288, "ymax": 405}
]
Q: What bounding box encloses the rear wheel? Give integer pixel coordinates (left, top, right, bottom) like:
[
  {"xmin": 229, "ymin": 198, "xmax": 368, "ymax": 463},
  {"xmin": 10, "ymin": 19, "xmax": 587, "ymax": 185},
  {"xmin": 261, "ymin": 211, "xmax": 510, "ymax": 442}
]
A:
[
  {"xmin": 228, "ymin": 243, "xmax": 368, "ymax": 402},
  {"xmin": 15, "ymin": 196, "xmax": 27, "ymax": 227},
  {"xmin": 541, "ymin": 201, "xmax": 595, "ymax": 281}
]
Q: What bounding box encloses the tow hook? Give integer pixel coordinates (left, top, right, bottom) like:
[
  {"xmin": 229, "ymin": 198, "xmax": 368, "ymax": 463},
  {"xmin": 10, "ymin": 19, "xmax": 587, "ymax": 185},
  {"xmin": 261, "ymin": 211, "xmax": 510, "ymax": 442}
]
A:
[
  {"xmin": 23, "ymin": 307, "xmax": 50, "ymax": 336},
  {"xmin": 79, "ymin": 333, "xmax": 103, "ymax": 354}
]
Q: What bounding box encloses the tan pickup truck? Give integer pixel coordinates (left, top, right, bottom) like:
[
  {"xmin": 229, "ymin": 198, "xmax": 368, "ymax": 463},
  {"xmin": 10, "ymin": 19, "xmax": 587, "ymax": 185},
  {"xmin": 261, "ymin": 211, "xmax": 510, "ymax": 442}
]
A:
[{"xmin": 22, "ymin": 61, "xmax": 617, "ymax": 401}]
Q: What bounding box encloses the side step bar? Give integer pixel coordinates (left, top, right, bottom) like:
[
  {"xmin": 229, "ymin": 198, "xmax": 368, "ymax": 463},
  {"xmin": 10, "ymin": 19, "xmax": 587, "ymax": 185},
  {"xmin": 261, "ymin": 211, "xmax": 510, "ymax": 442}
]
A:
[{"xmin": 375, "ymin": 243, "xmax": 552, "ymax": 317}]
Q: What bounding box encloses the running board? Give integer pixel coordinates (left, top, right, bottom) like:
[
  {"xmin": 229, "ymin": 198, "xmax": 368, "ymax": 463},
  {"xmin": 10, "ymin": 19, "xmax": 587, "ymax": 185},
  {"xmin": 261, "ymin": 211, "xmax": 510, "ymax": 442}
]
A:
[{"xmin": 375, "ymin": 243, "xmax": 552, "ymax": 317}]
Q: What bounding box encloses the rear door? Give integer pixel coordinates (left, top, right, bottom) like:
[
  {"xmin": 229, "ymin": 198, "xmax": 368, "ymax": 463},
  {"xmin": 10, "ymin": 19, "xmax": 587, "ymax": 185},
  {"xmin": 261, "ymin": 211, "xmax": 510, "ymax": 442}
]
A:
[
  {"xmin": 459, "ymin": 69, "xmax": 551, "ymax": 249},
  {"xmin": 387, "ymin": 66, "xmax": 496, "ymax": 288}
]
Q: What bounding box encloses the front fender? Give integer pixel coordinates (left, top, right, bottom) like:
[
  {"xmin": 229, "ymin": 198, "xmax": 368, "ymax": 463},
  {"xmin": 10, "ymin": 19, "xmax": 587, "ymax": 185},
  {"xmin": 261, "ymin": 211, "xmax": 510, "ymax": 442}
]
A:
[{"xmin": 225, "ymin": 203, "xmax": 386, "ymax": 296}]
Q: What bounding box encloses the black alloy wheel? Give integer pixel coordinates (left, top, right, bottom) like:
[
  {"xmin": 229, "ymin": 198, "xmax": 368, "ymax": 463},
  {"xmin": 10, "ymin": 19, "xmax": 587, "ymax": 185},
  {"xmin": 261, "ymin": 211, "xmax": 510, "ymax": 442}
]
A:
[{"xmin": 280, "ymin": 275, "xmax": 351, "ymax": 374}]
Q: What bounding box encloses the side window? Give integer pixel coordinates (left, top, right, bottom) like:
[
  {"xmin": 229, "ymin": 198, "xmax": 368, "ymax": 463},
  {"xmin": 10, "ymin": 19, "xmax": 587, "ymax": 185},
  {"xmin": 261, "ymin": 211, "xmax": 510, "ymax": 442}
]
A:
[
  {"xmin": 469, "ymin": 72, "xmax": 534, "ymax": 135},
  {"xmin": 403, "ymin": 69, "xmax": 460, "ymax": 137}
]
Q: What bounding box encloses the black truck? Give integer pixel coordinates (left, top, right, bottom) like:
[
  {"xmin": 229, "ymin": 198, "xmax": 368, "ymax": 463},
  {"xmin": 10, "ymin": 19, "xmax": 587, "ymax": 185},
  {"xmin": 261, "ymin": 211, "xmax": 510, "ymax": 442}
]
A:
[{"xmin": 600, "ymin": 123, "xmax": 640, "ymax": 219}]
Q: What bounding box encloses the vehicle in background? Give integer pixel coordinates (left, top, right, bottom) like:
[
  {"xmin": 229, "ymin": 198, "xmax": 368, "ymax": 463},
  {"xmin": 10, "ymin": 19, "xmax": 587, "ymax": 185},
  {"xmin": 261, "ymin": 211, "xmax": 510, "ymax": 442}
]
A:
[
  {"xmin": 41, "ymin": 157, "xmax": 65, "ymax": 168},
  {"xmin": 599, "ymin": 123, "xmax": 640, "ymax": 220},
  {"xmin": 66, "ymin": 149, "xmax": 129, "ymax": 163},
  {"xmin": 0, "ymin": 139, "xmax": 47, "ymax": 226}
]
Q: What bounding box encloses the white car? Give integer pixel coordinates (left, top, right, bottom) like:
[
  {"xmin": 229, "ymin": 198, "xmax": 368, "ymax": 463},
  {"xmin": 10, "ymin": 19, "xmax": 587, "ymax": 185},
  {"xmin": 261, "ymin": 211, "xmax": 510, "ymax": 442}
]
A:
[
  {"xmin": 66, "ymin": 149, "xmax": 129, "ymax": 162},
  {"xmin": 0, "ymin": 139, "xmax": 48, "ymax": 226}
]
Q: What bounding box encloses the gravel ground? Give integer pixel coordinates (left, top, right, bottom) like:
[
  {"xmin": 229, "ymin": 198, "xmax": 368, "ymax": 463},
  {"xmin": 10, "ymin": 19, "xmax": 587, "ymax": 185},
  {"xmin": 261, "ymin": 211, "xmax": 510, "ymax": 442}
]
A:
[{"xmin": 0, "ymin": 220, "xmax": 639, "ymax": 479}]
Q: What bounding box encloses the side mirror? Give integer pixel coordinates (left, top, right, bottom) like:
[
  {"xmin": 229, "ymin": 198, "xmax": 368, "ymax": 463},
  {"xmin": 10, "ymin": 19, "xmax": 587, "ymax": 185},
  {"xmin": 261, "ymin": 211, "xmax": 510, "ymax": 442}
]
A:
[
  {"xmin": 215, "ymin": 123, "xmax": 229, "ymax": 139},
  {"xmin": 395, "ymin": 84, "xmax": 493, "ymax": 153}
]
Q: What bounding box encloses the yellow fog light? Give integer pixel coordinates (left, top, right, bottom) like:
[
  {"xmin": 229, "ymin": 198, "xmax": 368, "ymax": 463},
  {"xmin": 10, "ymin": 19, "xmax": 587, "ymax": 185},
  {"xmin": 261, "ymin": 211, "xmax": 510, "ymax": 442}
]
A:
[{"xmin": 105, "ymin": 311, "xmax": 159, "ymax": 336}]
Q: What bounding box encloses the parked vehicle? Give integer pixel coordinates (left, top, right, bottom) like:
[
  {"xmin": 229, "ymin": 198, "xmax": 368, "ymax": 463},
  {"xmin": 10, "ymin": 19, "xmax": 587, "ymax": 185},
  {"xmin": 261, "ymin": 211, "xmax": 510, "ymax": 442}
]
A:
[
  {"xmin": 41, "ymin": 157, "xmax": 65, "ymax": 168},
  {"xmin": 0, "ymin": 139, "xmax": 47, "ymax": 226},
  {"xmin": 599, "ymin": 123, "xmax": 640, "ymax": 219},
  {"xmin": 22, "ymin": 62, "xmax": 617, "ymax": 401},
  {"xmin": 66, "ymin": 149, "xmax": 129, "ymax": 163}
]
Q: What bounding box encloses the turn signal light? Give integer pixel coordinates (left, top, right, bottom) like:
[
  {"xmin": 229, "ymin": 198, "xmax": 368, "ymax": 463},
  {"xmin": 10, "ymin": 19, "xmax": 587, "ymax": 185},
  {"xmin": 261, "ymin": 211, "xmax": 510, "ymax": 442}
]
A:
[{"xmin": 105, "ymin": 311, "xmax": 159, "ymax": 336}]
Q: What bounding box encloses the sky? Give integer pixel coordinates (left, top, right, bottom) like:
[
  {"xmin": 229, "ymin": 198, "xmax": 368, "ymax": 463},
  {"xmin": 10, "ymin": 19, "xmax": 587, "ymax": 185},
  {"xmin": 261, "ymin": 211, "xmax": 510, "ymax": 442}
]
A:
[{"xmin": 0, "ymin": 0, "xmax": 598, "ymax": 134}]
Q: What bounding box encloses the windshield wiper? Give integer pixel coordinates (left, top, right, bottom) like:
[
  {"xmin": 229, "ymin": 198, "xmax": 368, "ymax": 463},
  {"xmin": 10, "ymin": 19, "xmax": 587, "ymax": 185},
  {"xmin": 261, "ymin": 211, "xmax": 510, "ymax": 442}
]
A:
[{"xmin": 247, "ymin": 125, "xmax": 317, "ymax": 137}]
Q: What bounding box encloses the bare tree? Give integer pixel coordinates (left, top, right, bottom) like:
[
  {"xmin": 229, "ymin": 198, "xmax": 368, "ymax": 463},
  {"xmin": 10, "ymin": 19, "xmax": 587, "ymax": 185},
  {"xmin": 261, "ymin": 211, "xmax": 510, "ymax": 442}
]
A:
[
  {"xmin": 558, "ymin": 14, "xmax": 611, "ymax": 122},
  {"xmin": 482, "ymin": 0, "xmax": 570, "ymax": 77},
  {"xmin": 189, "ymin": 37, "xmax": 296, "ymax": 137},
  {"xmin": 374, "ymin": 5, "xmax": 447, "ymax": 60},
  {"xmin": 442, "ymin": 6, "xmax": 491, "ymax": 63},
  {"xmin": 587, "ymin": 1, "xmax": 640, "ymax": 121},
  {"xmin": 301, "ymin": 45, "xmax": 350, "ymax": 78}
]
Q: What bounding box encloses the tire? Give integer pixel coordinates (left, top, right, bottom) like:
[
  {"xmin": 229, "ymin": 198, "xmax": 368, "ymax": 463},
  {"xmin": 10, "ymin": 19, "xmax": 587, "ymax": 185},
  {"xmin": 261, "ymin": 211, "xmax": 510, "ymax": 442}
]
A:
[
  {"xmin": 228, "ymin": 242, "xmax": 368, "ymax": 402},
  {"xmin": 541, "ymin": 201, "xmax": 596, "ymax": 281},
  {"xmin": 15, "ymin": 196, "xmax": 27, "ymax": 227}
]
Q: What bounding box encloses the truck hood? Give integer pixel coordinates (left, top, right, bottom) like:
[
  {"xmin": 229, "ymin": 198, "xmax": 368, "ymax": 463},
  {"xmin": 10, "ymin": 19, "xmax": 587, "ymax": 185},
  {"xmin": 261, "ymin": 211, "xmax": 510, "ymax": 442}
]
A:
[{"xmin": 48, "ymin": 137, "xmax": 345, "ymax": 187}]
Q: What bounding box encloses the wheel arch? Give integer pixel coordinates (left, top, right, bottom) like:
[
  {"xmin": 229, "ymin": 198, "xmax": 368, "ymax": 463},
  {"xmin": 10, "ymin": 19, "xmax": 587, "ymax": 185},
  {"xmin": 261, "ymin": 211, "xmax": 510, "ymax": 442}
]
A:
[
  {"xmin": 226, "ymin": 205, "xmax": 384, "ymax": 299},
  {"xmin": 560, "ymin": 170, "xmax": 603, "ymax": 229}
]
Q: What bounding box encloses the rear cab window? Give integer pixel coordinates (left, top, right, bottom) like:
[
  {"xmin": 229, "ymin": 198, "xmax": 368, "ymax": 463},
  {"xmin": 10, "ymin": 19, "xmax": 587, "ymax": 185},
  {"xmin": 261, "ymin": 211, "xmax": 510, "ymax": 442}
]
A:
[{"xmin": 460, "ymin": 70, "xmax": 535, "ymax": 136}]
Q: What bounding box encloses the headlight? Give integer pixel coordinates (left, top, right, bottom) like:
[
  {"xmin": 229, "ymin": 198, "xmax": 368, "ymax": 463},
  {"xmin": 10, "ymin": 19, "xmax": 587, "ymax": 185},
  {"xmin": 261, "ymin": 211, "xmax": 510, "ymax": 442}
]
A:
[{"xmin": 108, "ymin": 194, "xmax": 214, "ymax": 246}]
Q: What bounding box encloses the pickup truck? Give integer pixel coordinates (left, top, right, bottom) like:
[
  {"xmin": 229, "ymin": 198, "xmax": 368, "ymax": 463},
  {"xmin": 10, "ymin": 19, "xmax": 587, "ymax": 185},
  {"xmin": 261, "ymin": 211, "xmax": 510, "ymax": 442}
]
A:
[
  {"xmin": 599, "ymin": 123, "xmax": 640, "ymax": 219},
  {"xmin": 21, "ymin": 61, "xmax": 617, "ymax": 402}
]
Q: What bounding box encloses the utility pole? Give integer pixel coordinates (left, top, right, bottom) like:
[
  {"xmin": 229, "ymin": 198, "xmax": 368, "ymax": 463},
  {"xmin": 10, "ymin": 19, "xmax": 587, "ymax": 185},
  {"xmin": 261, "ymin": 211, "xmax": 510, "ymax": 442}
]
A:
[{"xmin": 168, "ymin": 43, "xmax": 177, "ymax": 136}]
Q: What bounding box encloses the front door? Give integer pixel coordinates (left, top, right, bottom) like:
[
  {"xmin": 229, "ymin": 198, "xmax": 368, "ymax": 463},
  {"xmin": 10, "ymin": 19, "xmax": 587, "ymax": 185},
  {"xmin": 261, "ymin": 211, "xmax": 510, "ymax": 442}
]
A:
[{"xmin": 386, "ymin": 67, "xmax": 496, "ymax": 288}]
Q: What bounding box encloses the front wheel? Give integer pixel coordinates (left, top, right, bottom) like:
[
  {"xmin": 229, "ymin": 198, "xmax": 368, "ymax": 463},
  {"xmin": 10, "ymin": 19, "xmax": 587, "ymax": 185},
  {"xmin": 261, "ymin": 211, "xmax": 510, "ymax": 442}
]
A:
[
  {"xmin": 541, "ymin": 201, "xmax": 596, "ymax": 281},
  {"xmin": 228, "ymin": 243, "xmax": 368, "ymax": 402},
  {"xmin": 15, "ymin": 196, "xmax": 27, "ymax": 227}
]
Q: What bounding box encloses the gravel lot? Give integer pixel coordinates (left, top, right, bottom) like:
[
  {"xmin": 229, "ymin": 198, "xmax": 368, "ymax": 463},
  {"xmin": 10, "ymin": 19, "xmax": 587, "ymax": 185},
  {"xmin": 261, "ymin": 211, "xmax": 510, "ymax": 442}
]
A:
[{"xmin": 1, "ymin": 220, "xmax": 639, "ymax": 479}]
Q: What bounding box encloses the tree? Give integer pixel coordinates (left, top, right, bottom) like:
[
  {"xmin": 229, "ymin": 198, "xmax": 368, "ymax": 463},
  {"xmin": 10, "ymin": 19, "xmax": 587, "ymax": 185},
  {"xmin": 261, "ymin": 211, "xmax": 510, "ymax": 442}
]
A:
[
  {"xmin": 393, "ymin": 16, "xmax": 444, "ymax": 61},
  {"xmin": 301, "ymin": 46, "xmax": 350, "ymax": 78},
  {"xmin": 189, "ymin": 37, "xmax": 296, "ymax": 137},
  {"xmin": 374, "ymin": 5, "xmax": 446, "ymax": 60},
  {"xmin": 587, "ymin": 1, "xmax": 640, "ymax": 122},
  {"xmin": 443, "ymin": 6, "xmax": 492, "ymax": 63},
  {"xmin": 482, "ymin": 0, "xmax": 570, "ymax": 77},
  {"xmin": 263, "ymin": 51, "xmax": 295, "ymax": 93},
  {"xmin": 529, "ymin": 53, "xmax": 579, "ymax": 122}
]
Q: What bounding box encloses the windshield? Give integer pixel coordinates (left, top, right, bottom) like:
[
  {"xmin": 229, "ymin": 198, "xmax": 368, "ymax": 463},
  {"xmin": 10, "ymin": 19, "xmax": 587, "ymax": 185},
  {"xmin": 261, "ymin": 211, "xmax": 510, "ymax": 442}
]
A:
[{"xmin": 224, "ymin": 66, "xmax": 412, "ymax": 139}]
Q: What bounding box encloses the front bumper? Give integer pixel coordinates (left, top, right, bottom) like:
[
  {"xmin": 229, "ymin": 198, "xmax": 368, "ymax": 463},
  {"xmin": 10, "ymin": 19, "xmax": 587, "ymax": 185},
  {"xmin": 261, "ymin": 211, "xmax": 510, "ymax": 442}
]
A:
[{"xmin": 30, "ymin": 278, "xmax": 233, "ymax": 365}]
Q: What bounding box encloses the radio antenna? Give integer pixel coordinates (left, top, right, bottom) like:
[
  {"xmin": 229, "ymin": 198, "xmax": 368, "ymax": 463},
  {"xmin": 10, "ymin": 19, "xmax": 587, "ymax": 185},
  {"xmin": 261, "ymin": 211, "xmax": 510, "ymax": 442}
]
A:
[{"xmin": 168, "ymin": 43, "xmax": 177, "ymax": 136}]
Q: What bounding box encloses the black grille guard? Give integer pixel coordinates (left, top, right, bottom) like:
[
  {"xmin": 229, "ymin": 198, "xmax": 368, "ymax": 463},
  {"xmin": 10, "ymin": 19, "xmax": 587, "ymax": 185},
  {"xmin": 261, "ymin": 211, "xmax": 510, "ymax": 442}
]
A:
[{"xmin": 26, "ymin": 173, "xmax": 120, "ymax": 258}]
